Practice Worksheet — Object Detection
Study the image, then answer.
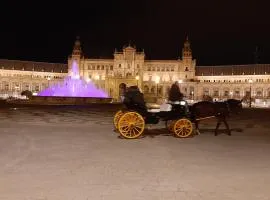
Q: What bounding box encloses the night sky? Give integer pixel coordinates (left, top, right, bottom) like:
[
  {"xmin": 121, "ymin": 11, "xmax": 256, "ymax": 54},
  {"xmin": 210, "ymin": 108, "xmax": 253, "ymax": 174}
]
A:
[{"xmin": 1, "ymin": 0, "xmax": 269, "ymax": 65}]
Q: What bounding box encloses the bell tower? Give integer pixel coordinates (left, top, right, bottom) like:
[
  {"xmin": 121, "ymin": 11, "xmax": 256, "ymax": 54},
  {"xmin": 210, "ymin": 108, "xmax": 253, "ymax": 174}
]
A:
[
  {"xmin": 182, "ymin": 36, "xmax": 192, "ymax": 59},
  {"xmin": 68, "ymin": 36, "xmax": 83, "ymax": 77},
  {"xmin": 181, "ymin": 36, "xmax": 196, "ymax": 80}
]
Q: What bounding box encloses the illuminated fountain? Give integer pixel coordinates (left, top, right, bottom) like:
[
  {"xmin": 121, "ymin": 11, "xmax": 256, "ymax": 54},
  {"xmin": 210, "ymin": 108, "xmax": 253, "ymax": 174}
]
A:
[{"xmin": 38, "ymin": 61, "xmax": 108, "ymax": 98}]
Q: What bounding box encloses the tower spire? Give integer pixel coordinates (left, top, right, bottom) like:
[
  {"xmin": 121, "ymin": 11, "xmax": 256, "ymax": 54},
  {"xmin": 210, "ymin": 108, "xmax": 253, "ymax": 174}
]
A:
[
  {"xmin": 72, "ymin": 36, "xmax": 82, "ymax": 56},
  {"xmin": 182, "ymin": 36, "xmax": 192, "ymax": 58}
]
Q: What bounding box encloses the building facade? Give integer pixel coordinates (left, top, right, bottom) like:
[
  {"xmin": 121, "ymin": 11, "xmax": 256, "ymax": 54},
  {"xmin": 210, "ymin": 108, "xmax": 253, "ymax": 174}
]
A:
[{"xmin": 1, "ymin": 37, "xmax": 270, "ymax": 105}]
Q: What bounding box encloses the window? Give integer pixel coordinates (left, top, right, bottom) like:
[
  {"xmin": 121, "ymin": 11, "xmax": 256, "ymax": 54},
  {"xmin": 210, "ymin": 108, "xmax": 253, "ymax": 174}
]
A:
[
  {"xmin": 204, "ymin": 90, "xmax": 209, "ymax": 95},
  {"xmin": 214, "ymin": 91, "xmax": 219, "ymax": 96},
  {"xmin": 185, "ymin": 67, "xmax": 189, "ymax": 71},
  {"xmin": 35, "ymin": 85, "xmax": 39, "ymax": 91},
  {"xmin": 119, "ymin": 64, "xmax": 121, "ymax": 68},
  {"xmin": 256, "ymin": 91, "xmax": 262, "ymax": 97},
  {"xmin": 97, "ymin": 65, "xmax": 100, "ymax": 70},
  {"xmin": 110, "ymin": 65, "xmax": 113, "ymax": 70}
]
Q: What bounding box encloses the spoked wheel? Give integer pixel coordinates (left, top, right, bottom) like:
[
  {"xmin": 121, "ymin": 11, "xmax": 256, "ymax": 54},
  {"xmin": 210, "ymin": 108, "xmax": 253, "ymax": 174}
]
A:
[
  {"xmin": 118, "ymin": 111, "xmax": 145, "ymax": 139},
  {"xmin": 173, "ymin": 118, "xmax": 193, "ymax": 138},
  {"xmin": 113, "ymin": 110, "xmax": 124, "ymax": 130},
  {"xmin": 166, "ymin": 120, "xmax": 176, "ymax": 132}
]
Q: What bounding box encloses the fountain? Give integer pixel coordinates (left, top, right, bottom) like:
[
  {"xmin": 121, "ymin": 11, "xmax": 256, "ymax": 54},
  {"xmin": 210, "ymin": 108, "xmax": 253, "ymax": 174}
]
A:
[
  {"xmin": 38, "ymin": 61, "xmax": 108, "ymax": 98},
  {"xmin": 7, "ymin": 61, "xmax": 113, "ymax": 106}
]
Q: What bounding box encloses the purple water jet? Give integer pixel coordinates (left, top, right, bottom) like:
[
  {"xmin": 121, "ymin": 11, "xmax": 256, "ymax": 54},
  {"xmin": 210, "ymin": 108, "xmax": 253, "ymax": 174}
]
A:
[{"xmin": 38, "ymin": 61, "xmax": 109, "ymax": 98}]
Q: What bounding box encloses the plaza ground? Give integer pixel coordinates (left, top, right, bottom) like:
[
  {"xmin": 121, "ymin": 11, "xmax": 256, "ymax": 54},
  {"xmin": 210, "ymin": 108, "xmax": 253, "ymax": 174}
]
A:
[{"xmin": 0, "ymin": 105, "xmax": 270, "ymax": 200}]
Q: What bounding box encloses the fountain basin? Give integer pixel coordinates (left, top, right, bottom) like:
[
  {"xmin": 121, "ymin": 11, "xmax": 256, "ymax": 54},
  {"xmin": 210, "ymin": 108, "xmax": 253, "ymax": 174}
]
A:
[{"xmin": 6, "ymin": 96, "xmax": 114, "ymax": 106}]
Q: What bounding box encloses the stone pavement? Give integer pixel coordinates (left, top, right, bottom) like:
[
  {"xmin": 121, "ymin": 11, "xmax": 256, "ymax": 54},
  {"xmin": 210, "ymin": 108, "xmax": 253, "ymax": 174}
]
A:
[{"xmin": 0, "ymin": 107, "xmax": 270, "ymax": 200}]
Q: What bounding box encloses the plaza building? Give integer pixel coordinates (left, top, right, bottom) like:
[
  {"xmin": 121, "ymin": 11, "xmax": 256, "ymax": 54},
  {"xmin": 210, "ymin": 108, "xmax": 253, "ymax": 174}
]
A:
[{"xmin": 1, "ymin": 37, "xmax": 270, "ymax": 106}]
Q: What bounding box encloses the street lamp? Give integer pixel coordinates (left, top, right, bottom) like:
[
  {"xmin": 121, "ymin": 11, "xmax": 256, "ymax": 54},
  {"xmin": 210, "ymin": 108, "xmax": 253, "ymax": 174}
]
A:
[
  {"xmin": 14, "ymin": 86, "xmax": 19, "ymax": 97},
  {"xmin": 95, "ymin": 75, "xmax": 100, "ymax": 88},
  {"xmin": 248, "ymin": 79, "xmax": 253, "ymax": 108},
  {"xmin": 155, "ymin": 76, "xmax": 160, "ymax": 97},
  {"xmin": 178, "ymin": 79, "xmax": 183, "ymax": 92},
  {"xmin": 135, "ymin": 75, "xmax": 139, "ymax": 86},
  {"xmin": 47, "ymin": 77, "xmax": 51, "ymax": 87},
  {"xmin": 230, "ymin": 91, "xmax": 233, "ymax": 98}
]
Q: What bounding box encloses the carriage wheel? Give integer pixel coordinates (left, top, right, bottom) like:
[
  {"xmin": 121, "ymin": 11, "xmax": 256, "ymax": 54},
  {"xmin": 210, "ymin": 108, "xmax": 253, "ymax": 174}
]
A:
[
  {"xmin": 166, "ymin": 120, "xmax": 176, "ymax": 132},
  {"xmin": 118, "ymin": 111, "xmax": 145, "ymax": 139},
  {"xmin": 173, "ymin": 118, "xmax": 193, "ymax": 138},
  {"xmin": 113, "ymin": 110, "xmax": 124, "ymax": 130}
]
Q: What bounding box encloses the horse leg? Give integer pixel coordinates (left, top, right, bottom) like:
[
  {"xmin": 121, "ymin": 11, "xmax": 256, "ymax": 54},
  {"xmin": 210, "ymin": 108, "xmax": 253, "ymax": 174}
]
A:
[
  {"xmin": 223, "ymin": 117, "xmax": 231, "ymax": 136},
  {"xmin": 215, "ymin": 118, "xmax": 222, "ymax": 136},
  {"xmin": 195, "ymin": 120, "xmax": 201, "ymax": 135}
]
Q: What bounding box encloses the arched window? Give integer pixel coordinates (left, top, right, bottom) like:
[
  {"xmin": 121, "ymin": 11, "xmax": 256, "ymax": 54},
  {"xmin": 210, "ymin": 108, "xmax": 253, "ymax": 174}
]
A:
[
  {"xmin": 151, "ymin": 86, "xmax": 155, "ymax": 93},
  {"xmin": 144, "ymin": 85, "xmax": 149, "ymax": 93}
]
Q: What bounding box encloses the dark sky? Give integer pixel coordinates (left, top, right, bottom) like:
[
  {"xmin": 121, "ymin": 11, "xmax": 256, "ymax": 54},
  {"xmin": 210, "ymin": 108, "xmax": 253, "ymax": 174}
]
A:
[{"xmin": 0, "ymin": 0, "xmax": 269, "ymax": 65}]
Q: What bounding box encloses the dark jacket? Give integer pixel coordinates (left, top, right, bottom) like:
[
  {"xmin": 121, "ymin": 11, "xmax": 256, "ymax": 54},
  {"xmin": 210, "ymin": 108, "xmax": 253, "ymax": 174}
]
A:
[
  {"xmin": 123, "ymin": 86, "xmax": 146, "ymax": 108},
  {"xmin": 168, "ymin": 83, "xmax": 184, "ymax": 102}
]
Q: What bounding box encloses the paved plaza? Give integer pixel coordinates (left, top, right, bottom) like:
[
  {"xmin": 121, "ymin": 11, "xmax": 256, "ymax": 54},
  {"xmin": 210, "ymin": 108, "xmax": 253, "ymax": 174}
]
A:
[{"xmin": 0, "ymin": 106, "xmax": 270, "ymax": 200}]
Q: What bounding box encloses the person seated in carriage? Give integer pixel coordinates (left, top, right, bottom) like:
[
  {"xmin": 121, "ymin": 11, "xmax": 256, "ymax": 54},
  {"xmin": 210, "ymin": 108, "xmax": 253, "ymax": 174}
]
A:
[
  {"xmin": 122, "ymin": 86, "xmax": 147, "ymax": 113},
  {"xmin": 159, "ymin": 81, "xmax": 189, "ymax": 113},
  {"xmin": 168, "ymin": 81, "xmax": 184, "ymax": 103}
]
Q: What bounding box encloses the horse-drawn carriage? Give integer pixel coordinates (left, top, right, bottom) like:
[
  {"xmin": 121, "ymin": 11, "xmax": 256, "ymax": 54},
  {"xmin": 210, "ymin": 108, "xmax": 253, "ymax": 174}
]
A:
[
  {"xmin": 113, "ymin": 86, "xmax": 194, "ymax": 139},
  {"xmin": 113, "ymin": 86, "xmax": 243, "ymax": 139}
]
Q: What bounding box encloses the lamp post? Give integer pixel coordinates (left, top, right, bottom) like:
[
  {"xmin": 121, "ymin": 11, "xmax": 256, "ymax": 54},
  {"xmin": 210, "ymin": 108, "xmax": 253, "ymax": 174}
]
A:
[
  {"xmin": 248, "ymin": 79, "xmax": 253, "ymax": 108},
  {"xmin": 95, "ymin": 75, "xmax": 100, "ymax": 88},
  {"xmin": 178, "ymin": 79, "xmax": 183, "ymax": 93},
  {"xmin": 155, "ymin": 76, "xmax": 160, "ymax": 97},
  {"xmin": 47, "ymin": 77, "xmax": 51, "ymax": 87},
  {"xmin": 135, "ymin": 75, "xmax": 139, "ymax": 86},
  {"xmin": 14, "ymin": 86, "xmax": 19, "ymax": 97},
  {"xmin": 230, "ymin": 91, "xmax": 233, "ymax": 99}
]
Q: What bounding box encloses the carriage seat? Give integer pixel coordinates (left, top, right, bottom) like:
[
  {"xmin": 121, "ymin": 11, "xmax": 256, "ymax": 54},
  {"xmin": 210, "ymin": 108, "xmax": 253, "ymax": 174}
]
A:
[
  {"xmin": 147, "ymin": 100, "xmax": 189, "ymax": 113},
  {"xmin": 147, "ymin": 103, "xmax": 172, "ymax": 113}
]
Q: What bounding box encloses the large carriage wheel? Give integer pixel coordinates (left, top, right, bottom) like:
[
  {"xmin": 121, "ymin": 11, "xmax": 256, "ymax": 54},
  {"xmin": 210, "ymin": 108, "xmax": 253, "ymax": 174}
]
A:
[
  {"xmin": 118, "ymin": 111, "xmax": 145, "ymax": 139},
  {"xmin": 173, "ymin": 118, "xmax": 193, "ymax": 138},
  {"xmin": 113, "ymin": 110, "xmax": 124, "ymax": 130}
]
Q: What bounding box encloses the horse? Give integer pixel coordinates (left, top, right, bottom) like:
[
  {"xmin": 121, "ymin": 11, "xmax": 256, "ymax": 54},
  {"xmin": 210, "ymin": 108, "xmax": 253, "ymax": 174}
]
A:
[{"xmin": 189, "ymin": 99, "xmax": 243, "ymax": 136}]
